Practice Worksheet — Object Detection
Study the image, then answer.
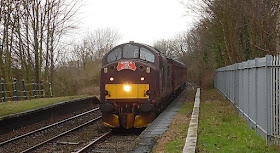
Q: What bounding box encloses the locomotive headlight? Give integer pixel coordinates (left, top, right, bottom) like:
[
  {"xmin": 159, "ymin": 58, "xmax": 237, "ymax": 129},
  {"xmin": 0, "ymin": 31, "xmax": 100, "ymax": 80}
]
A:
[
  {"xmin": 140, "ymin": 77, "xmax": 145, "ymax": 81},
  {"xmin": 109, "ymin": 77, "xmax": 114, "ymax": 81},
  {"xmin": 123, "ymin": 85, "xmax": 131, "ymax": 92}
]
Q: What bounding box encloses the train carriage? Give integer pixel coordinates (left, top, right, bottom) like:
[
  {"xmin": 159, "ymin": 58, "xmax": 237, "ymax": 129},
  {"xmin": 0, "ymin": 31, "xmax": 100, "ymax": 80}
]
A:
[{"xmin": 100, "ymin": 41, "xmax": 187, "ymax": 129}]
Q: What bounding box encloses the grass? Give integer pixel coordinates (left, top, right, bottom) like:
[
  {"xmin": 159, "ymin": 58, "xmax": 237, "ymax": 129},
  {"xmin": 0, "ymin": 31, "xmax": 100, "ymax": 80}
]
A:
[
  {"xmin": 152, "ymin": 90, "xmax": 195, "ymax": 153},
  {"xmin": 197, "ymin": 89, "xmax": 280, "ymax": 153},
  {"xmin": 0, "ymin": 95, "xmax": 88, "ymax": 118},
  {"xmin": 165, "ymin": 102, "xmax": 194, "ymax": 152}
]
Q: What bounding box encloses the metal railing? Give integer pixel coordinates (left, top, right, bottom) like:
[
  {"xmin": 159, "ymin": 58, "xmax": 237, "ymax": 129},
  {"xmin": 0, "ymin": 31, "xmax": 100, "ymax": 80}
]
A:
[
  {"xmin": 215, "ymin": 55, "xmax": 280, "ymax": 145},
  {"xmin": 1, "ymin": 78, "xmax": 53, "ymax": 102}
]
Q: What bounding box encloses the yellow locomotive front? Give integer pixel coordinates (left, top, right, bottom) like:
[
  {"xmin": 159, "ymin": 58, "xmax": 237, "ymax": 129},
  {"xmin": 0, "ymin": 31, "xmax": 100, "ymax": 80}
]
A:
[{"xmin": 100, "ymin": 42, "xmax": 160, "ymax": 129}]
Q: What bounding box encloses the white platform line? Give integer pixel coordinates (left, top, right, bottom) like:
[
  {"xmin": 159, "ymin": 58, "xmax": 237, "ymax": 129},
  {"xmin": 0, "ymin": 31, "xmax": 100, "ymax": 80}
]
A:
[{"xmin": 183, "ymin": 88, "xmax": 200, "ymax": 153}]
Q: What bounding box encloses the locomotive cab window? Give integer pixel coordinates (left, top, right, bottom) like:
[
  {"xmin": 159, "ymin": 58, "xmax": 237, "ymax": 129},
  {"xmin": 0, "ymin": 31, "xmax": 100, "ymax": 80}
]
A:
[
  {"xmin": 140, "ymin": 47, "xmax": 155, "ymax": 63},
  {"xmin": 107, "ymin": 47, "xmax": 122, "ymax": 63},
  {"xmin": 123, "ymin": 44, "xmax": 139, "ymax": 59}
]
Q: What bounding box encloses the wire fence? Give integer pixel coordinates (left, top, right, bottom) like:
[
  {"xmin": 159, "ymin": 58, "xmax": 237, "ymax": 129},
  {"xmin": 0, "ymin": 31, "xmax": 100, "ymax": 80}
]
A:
[{"xmin": 1, "ymin": 78, "xmax": 53, "ymax": 102}]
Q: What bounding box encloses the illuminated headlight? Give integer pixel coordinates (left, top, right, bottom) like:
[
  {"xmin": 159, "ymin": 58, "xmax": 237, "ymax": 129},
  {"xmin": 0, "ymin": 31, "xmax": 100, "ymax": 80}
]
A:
[
  {"xmin": 140, "ymin": 77, "xmax": 145, "ymax": 81},
  {"xmin": 109, "ymin": 77, "xmax": 114, "ymax": 81},
  {"xmin": 123, "ymin": 85, "xmax": 131, "ymax": 92}
]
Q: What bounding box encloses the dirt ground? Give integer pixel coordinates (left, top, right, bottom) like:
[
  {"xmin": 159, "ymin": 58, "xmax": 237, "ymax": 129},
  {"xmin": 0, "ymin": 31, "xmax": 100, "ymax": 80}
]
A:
[{"xmin": 152, "ymin": 90, "xmax": 195, "ymax": 153}]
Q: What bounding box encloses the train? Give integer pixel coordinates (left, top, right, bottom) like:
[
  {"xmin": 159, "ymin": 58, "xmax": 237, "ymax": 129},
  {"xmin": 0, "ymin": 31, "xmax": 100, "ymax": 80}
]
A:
[{"xmin": 100, "ymin": 41, "xmax": 187, "ymax": 129}]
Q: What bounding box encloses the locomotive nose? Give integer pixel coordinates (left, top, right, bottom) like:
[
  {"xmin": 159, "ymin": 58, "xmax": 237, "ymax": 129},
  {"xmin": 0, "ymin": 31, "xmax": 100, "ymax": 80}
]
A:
[
  {"xmin": 100, "ymin": 103, "xmax": 114, "ymax": 112},
  {"xmin": 123, "ymin": 84, "xmax": 131, "ymax": 92},
  {"xmin": 119, "ymin": 113, "xmax": 135, "ymax": 129},
  {"xmin": 105, "ymin": 84, "xmax": 149, "ymax": 99}
]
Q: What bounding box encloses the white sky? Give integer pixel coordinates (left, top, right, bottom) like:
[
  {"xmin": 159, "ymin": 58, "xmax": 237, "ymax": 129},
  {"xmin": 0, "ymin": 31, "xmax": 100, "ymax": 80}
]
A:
[{"xmin": 75, "ymin": 0, "xmax": 194, "ymax": 45}]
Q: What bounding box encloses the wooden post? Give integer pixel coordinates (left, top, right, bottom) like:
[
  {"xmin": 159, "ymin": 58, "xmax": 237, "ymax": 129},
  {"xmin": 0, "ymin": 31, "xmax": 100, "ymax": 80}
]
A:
[
  {"xmin": 22, "ymin": 79, "xmax": 28, "ymax": 100},
  {"xmin": 49, "ymin": 83, "xmax": 53, "ymax": 97},
  {"xmin": 32, "ymin": 79, "xmax": 37, "ymax": 99},
  {"xmin": 13, "ymin": 78, "xmax": 19, "ymax": 101},
  {"xmin": 41, "ymin": 80, "xmax": 45, "ymax": 98},
  {"xmin": 1, "ymin": 78, "xmax": 6, "ymax": 102}
]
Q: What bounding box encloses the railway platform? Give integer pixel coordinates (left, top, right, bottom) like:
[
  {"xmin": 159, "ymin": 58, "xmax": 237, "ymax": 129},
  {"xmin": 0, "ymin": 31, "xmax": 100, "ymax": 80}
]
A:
[
  {"xmin": 0, "ymin": 97, "xmax": 99, "ymax": 134},
  {"xmin": 136, "ymin": 86, "xmax": 280, "ymax": 153},
  {"xmin": 131, "ymin": 85, "xmax": 193, "ymax": 153}
]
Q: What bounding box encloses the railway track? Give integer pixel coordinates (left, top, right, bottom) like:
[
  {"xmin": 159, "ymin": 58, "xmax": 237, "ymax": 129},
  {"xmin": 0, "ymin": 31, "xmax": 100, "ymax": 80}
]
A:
[
  {"xmin": 0, "ymin": 107, "xmax": 102, "ymax": 152},
  {"xmin": 75, "ymin": 130, "xmax": 112, "ymax": 153}
]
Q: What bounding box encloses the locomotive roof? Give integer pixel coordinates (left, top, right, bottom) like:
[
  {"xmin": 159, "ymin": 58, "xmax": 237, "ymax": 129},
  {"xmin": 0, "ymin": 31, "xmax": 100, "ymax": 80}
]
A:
[
  {"xmin": 172, "ymin": 59, "xmax": 187, "ymax": 68},
  {"xmin": 110, "ymin": 41, "xmax": 160, "ymax": 54},
  {"xmin": 106, "ymin": 41, "xmax": 187, "ymax": 68}
]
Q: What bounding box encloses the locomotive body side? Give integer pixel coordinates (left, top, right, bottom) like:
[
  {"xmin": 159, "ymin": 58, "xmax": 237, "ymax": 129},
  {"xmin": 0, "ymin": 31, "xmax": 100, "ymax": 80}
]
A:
[{"xmin": 172, "ymin": 60, "xmax": 187, "ymax": 93}]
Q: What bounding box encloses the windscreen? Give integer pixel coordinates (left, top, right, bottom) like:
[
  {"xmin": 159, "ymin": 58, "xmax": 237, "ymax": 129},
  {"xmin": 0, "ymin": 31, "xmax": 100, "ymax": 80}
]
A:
[
  {"xmin": 140, "ymin": 47, "xmax": 155, "ymax": 63},
  {"xmin": 123, "ymin": 44, "xmax": 139, "ymax": 59},
  {"xmin": 107, "ymin": 47, "xmax": 122, "ymax": 63}
]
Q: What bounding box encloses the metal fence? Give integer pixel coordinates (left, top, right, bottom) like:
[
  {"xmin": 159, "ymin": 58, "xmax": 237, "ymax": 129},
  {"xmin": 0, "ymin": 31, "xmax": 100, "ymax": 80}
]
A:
[
  {"xmin": 1, "ymin": 78, "xmax": 53, "ymax": 102},
  {"xmin": 214, "ymin": 55, "xmax": 280, "ymax": 145}
]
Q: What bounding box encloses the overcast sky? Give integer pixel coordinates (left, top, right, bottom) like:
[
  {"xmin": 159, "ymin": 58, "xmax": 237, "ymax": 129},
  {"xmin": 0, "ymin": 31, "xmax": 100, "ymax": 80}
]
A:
[{"xmin": 75, "ymin": 0, "xmax": 194, "ymax": 45}]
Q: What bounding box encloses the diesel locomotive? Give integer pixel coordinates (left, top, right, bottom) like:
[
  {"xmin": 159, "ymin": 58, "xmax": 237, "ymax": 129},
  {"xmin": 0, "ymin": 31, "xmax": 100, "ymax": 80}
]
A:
[{"xmin": 100, "ymin": 41, "xmax": 187, "ymax": 129}]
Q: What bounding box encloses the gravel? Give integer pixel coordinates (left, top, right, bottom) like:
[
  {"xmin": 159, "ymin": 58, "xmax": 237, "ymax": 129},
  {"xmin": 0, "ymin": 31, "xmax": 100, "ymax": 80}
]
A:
[{"xmin": 0, "ymin": 104, "xmax": 100, "ymax": 152}]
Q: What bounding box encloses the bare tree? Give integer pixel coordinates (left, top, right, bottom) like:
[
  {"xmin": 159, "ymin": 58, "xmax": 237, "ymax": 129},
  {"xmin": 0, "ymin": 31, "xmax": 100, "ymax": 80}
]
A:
[
  {"xmin": 276, "ymin": 1, "xmax": 280, "ymax": 54},
  {"xmin": 88, "ymin": 28, "xmax": 121, "ymax": 59},
  {"xmin": 52, "ymin": 28, "xmax": 121, "ymax": 95},
  {"xmin": 153, "ymin": 39, "xmax": 174, "ymax": 58},
  {"xmin": 153, "ymin": 32, "xmax": 189, "ymax": 60},
  {"xmin": 0, "ymin": 1, "xmax": 16, "ymax": 82},
  {"xmin": 0, "ymin": 0, "xmax": 80, "ymax": 97},
  {"xmin": 71, "ymin": 28, "xmax": 120, "ymax": 67},
  {"xmin": 44, "ymin": 0, "xmax": 80, "ymax": 86},
  {"xmin": 171, "ymin": 33, "xmax": 189, "ymax": 58}
]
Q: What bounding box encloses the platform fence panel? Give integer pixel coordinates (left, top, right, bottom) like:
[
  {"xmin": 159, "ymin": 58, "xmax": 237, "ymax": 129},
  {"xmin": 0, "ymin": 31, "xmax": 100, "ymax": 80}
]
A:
[
  {"xmin": 0, "ymin": 79, "xmax": 52, "ymax": 102},
  {"xmin": 215, "ymin": 55, "xmax": 280, "ymax": 145}
]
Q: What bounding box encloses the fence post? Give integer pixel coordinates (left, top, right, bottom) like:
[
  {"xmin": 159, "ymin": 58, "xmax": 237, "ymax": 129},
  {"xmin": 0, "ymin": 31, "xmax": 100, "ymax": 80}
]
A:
[
  {"xmin": 13, "ymin": 78, "xmax": 19, "ymax": 101},
  {"xmin": 49, "ymin": 83, "xmax": 53, "ymax": 97},
  {"xmin": 266, "ymin": 55, "xmax": 273, "ymax": 144},
  {"xmin": 41, "ymin": 80, "xmax": 45, "ymax": 98},
  {"xmin": 22, "ymin": 79, "xmax": 28, "ymax": 100},
  {"xmin": 32, "ymin": 79, "xmax": 37, "ymax": 99},
  {"xmin": 1, "ymin": 78, "xmax": 6, "ymax": 102}
]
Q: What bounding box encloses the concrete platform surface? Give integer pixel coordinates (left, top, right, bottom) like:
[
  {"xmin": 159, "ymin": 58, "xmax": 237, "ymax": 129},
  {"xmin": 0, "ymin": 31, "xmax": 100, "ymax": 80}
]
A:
[{"xmin": 131, "ymin": 86, "xmax": 192, "ymax": 153}]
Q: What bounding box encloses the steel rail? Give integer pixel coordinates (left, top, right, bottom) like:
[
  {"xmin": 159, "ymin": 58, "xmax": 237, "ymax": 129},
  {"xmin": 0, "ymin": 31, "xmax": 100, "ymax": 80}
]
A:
[
  {"xmin": 20, "ymin": 116, "xmax": 102, "ymax": 153},
  {"xmin": 0, "ymin": 107, "xmax": 100, "ymax": 146},
  {"xmin": 75, "ymin": 130, "xmax": 112, "ymax": 153}
]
